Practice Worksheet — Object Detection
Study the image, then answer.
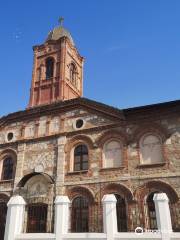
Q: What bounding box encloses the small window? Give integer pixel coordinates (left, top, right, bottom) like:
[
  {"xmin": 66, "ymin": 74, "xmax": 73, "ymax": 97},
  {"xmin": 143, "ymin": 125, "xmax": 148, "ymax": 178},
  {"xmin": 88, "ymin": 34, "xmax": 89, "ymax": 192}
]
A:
[
  {"xmin": 45, "ymin": 58, "xmax": 54, "ymax": 79},
  {"xmin": 1, "ymin": 157, "xmax": 14, "ymax": 180},
  {"xmin": 7, "ymin": 132, "xmax": 13, "ymax": 141},
  {"xmin": 76, "ymin": 119, "xmax": 84, "ymax": 129},
  {"xmin": 74, "ymin": 145, "xmax": 88, "ymax": 171},
  {"xmin": 69, "ymin": 63, "xmax": 77, "ymax": 85},
  {"xmin": 71, "ymin": 196, "xmax": 89, "ymax": 232}
]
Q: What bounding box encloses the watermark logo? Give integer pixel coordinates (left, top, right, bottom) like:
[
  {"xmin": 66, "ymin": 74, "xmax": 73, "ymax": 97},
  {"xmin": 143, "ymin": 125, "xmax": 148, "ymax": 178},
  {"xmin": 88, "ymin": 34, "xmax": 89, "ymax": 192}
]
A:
[
  {"xmin": 135, "ymin": 227, "xmax": 160, "ymax": 235},
  {"xmin": 135, "ymin": 227, "xmax": 143, "ymax": 235}
]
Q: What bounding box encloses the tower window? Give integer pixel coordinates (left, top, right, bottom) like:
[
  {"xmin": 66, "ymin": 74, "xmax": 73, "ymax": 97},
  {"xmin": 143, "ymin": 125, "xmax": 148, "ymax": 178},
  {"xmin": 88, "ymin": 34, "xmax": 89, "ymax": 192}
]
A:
[
  {"xmin": 74, "ymin": 145, "xmax": 88, "ymax": 171},
  {"xmin": 45, "ymin": 58, "xmax": 54, "ymax": 79},
  {"xmin": 69, "ymin": 63, "xmax": 77, "ymax": 85},
  {"xmin": 1, "ymin": 157, "xmax": 14, "ymax": 180}
]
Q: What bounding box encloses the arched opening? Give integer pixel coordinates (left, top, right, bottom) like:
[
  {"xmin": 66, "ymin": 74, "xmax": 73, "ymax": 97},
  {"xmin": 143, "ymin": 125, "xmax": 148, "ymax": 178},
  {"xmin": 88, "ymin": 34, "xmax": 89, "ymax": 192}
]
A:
[
  {"xmin": 27, "ymin": 203, "xmax": 48, "ymax": 233},
  {"xmin": 74, "ymin": 145, "xmax": 88, "ymax": 171},
  {"xmin": 71, "ymin": 196, "xmax": 89, "ymax": 232},
  {"xmin": 69, "ymin": 63, "xmax": 76, "ymax": 85},
  {"xmin": 45, "ymin": 58, "xmax": 54, "ymax": 79},
  {"xmin": 1, "ymin": 157, "xmax": 14, "ymax": 180},
  {"xmin": 147, "ymin": 192, "xmax": 158, "ymax": 229},
  {"xmin": 115, "ymin": 194, "xmax": 128, "ymax": 232}
]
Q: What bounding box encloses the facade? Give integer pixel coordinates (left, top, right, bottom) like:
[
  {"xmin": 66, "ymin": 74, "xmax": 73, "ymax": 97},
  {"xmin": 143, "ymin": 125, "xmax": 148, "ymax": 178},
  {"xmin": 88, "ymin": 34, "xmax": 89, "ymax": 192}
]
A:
[{"xmin": 0, "ymin": 21, "xmax": 180, "ymax": 239}]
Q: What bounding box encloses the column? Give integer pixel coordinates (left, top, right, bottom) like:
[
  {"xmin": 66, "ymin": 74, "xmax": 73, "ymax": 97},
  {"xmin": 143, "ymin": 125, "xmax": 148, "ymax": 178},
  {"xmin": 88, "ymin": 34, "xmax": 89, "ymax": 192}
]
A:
[
  {"xmin": 102, "ymin": 194, "xmax": 117, "ymax": 240},
  {"xmin": 153, "ymin": 193, "xmax": 172, "ymax": 240},
  {"xmin": 4, "ymin": 196, "xmax": 26, "ymax": 240},
  {"xmin": 54, "ymin": 196, "xmax": 70, "ymax": 240}
]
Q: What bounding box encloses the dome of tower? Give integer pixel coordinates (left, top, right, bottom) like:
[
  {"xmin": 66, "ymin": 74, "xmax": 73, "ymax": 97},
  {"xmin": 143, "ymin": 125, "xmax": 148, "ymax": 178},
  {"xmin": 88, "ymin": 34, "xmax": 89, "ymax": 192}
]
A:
[{"xmin": 46, "ymin": 19, "xmax": 74, "ymax": 45}]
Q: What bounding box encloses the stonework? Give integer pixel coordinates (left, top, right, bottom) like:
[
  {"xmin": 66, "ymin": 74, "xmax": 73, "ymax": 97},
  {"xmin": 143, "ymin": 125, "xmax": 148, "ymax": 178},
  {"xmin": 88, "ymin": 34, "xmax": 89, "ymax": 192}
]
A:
[{"xmin": 0, "ymin": 21, "xmax": 179, "ymax": 236}]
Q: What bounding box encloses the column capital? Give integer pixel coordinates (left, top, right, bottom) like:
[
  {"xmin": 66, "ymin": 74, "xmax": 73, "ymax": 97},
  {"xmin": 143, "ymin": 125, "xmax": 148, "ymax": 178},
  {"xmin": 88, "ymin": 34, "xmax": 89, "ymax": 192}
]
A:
[
  {"xmin": 153, "ymin": 193, "xmax": 169, "ymax": 202},
  {"xmin": 102, "ymin": 194, "xmax": 117, "ymax": 203},
  {"xmin": 55, "ymin": 195, "xmax": 70, "ymax": 205},
  {"xmin": 7, "ymin": 195, "xmax": 26, "ymax": 206}
]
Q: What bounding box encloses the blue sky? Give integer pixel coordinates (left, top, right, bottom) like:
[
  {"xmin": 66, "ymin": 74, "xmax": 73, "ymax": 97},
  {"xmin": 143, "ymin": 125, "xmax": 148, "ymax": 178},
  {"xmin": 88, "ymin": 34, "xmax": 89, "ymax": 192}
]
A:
[{"xmin": 0, "ymin": 0, "xmax": 180, "ymax": 117}]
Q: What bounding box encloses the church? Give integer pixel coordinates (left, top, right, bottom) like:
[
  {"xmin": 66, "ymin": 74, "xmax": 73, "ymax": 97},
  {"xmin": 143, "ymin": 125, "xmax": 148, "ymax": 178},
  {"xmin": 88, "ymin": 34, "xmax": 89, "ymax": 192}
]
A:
[{"xmin": 0, "ymin": 19, "xmax": 179, "ymax": 239}]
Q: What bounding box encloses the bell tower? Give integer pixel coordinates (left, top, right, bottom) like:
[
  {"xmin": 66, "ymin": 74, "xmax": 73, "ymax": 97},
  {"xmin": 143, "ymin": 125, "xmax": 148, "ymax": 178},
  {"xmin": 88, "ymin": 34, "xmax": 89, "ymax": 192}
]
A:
[{"xmin": 28, "ymin": 18, "xmax": 84, "ymax": 108}]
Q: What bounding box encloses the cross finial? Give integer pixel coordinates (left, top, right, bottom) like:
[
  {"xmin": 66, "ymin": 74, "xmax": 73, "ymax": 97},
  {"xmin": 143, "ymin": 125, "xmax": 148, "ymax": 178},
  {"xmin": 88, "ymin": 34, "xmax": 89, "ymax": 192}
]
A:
[{"xmin": 58, "ymin": 17, "xmax": 64, "ymax": 27}]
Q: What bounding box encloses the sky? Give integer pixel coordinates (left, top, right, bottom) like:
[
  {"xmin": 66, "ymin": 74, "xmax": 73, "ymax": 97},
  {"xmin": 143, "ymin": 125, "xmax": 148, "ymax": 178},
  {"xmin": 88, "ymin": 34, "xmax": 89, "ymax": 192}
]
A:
[{"xmin": 0, "ymin": 0, "xmax": 180, "ymax": 117}]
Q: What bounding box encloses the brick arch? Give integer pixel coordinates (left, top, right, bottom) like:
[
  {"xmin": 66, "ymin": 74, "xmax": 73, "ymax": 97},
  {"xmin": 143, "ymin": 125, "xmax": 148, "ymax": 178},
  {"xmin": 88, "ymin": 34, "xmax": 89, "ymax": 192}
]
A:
[
  {"xmin": 17, "ymin": 172, "xmax": 54, "ymax": 188},
  {"xmin": 102, "ymin": 183, "xmax": 134, "ymax": 203},
  {"xmin": 133, "ymin": 123, "xmax": 168, "ymax": 144},
  {"xmin": 134, "ymin": 180, "xmax": 179, "ymax": 203},
  {"xmin": 96, "ymin": 130, "xmax": 127, "ymax": 147},
  {"xmin": 66, "ymin": 186, "xmax": 95, "ymax": 204},
  {"xmin": 65, "ymin": 135, "xmax": 94, "ymax": 153},
  {"xmin": 0, "ymin": 148, "xmax": 17, "ymax": 160},
  {"xmin": 65, "ymin": 135, "xmax": 94, "ymax": 172}
]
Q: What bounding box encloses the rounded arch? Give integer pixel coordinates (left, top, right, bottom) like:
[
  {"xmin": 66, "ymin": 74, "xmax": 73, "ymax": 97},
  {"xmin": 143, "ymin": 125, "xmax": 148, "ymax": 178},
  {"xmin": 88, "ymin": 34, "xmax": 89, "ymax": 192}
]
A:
[
  {"xmin": 65, "ymin": 135, "xmax": 94, "ymax": 152},
  {"xmin": 102, "ymin": 183, "xmax": 134, "ymax": 203},
  {"xmin": 0, "ymin": 148, "xmax": 17, "ymax": 160},
  {"xmin": 67, "ymin": 186, "xmax": 95, "ymax": 204},
  {"xmin": 133, "ymin": 123, "xmax": 168, "ymax": 144},
  {"xmin": 96, "ymin": 130, "xmax": 127, "ymax": 147},
  {"xmin": 17, "ymin": 172, "xmax": 54, "ymax": 188},
  {"xmin": 134, "ymin": 180, "xmax": 179, "ymax": 203},
  {"xmin": 65, "ymin": 135, "xmax": 94, "ymax": 172}
]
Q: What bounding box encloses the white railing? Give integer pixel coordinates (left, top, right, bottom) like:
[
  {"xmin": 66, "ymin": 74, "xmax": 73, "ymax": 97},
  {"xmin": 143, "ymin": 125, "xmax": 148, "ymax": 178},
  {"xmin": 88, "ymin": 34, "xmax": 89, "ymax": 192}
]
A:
[{"xmin": 4, "ymin": 193, "xmax": 180, "ymax": 240}]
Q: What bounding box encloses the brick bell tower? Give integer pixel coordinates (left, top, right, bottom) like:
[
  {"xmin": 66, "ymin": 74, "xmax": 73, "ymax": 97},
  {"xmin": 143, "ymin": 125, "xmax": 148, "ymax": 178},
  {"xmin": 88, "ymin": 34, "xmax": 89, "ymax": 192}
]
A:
[{"xmin": 28, "ymin": 18, "xmax": 84, "ymax": 108}]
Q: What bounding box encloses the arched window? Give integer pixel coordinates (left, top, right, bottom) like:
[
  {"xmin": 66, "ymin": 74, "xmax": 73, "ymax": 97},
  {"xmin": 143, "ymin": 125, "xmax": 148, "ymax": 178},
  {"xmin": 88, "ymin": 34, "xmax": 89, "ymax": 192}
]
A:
[
  {"xmin": 115, "ymin": 194, "xmax": 127, "ymax": 232},
  {"xmin": 140, "ymin": 134, "xmax": 163, "ymax": 164},
  {"xmin": 147, "ymin": 192, "xmax": 157, "ymax": 229},
  {"xmin": 69, "ymin": 63, "xmax": 76, "ymax": 85},
  {"xmin": 74, "ymin": 145, "xmax": 88, "ymax": 171},
  {"xmin": 71, "ymin": 196, "xmax": 89, "ymax": 232},
  {"xmin": 103, "ymin": 140, "xmax": 122, "ymax": 168},
  {"xmin": 45, "ymin": 58, "xmax": 54, "ymax": 79},
  {"xmin": 1, "ymin": 157, "xmax": 14, "ymax": 180},
  {"xmin": 0, "ymin": 199, "xmax": 8, "ymax": 239},
  {"xmin": 27, "ymin": 203, "xmax": 48, "ymax": 233}
]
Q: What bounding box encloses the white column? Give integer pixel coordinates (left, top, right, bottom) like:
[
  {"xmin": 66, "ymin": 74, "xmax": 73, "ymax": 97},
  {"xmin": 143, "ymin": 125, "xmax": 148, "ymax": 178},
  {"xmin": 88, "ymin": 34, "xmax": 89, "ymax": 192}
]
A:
[
  {"xmin": 54, "ymin": 196, "xmax": 70, "ymax": 240},
  {"xmin": 4, "ymin": 196, "xmax": 26, "ymax": 240},
  {"xmin": 153, "ymin": 193, "xmax": 172, "ymax": 240},
  {"xmin": 102, "ymin": 194, "xmax": 117, "ymax": 240}
]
